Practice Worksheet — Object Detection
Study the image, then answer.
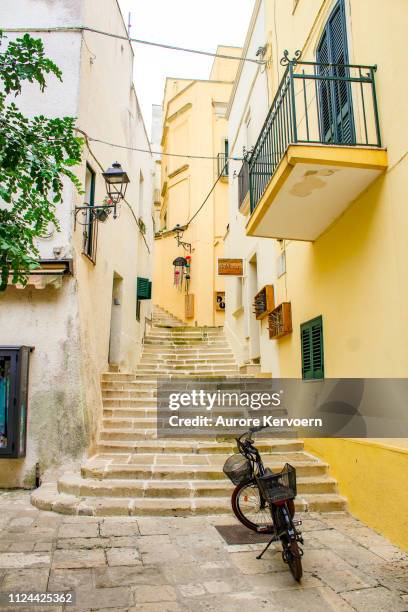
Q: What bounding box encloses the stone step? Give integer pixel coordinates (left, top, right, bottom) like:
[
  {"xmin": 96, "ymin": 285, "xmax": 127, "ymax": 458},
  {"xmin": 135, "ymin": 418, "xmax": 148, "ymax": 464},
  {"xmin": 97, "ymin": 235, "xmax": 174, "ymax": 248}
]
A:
[
  {"xmin": 102, "ymin": 398, "xmax": 157, "ymax": 407},
  {"xmin": 140, "ymin": 356, "xmax": 236, "ymax": 365},
  {"xmin": 31, "ymin": 484, "xmax": 347, "ymax": 516},
  {"xmin": 58, "ymin": 473, "xmax": 338, "ymax": 498},
  {"xmin": 95, "ymin": 438, "xmax": 304, "ymax": 454},
  {"xmin": 143, "ymin": 340, "xmax": 230, "ymax": 347},
  {"xmin": 136, "ymin": 367, "xmax": 239, "ymax": 374},
  {"xmin": 146, "ymin": 330, "xmax": 224, "ymax": 337},
  {"xmin": 83, "ymin": 459, "xmax": 329, "ymax": 480},
  {"xmin": 141, "ymin": 347, "xmax": 233, "ymax": 355}
]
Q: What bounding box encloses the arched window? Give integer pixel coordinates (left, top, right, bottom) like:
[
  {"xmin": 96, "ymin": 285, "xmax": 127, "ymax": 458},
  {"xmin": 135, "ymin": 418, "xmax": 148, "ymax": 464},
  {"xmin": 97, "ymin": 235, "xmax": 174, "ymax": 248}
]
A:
[{"xmin": 316, "ymin": 0, "xmax": 355, "ymax": 144}]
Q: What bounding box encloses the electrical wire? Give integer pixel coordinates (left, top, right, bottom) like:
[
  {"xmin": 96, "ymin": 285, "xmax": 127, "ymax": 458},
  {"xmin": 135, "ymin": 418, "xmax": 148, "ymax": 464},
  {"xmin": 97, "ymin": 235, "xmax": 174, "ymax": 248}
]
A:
[
  {"xmin": 81, "ymin": 132, "xmax": 244, "ymax": 161},
  {"xmin": 3, "ymin": 26, "xmax": 265, "ymax": 65},
  {"xmin": 185, "ymin": 159, "xmax": 228, "ymax": 227}
]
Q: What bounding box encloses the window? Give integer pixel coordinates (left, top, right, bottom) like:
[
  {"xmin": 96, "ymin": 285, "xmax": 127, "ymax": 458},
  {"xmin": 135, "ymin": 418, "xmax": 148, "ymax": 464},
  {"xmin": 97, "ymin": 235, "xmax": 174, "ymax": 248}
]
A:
[
  {"xmin": 83, "ymin": 164, "xmax": 98, "ymax": 263},
  {"xmin": 217, "ymin": 139, "xmax": 229, "ymax": 177},
  {"xmin": 0, "ymin": 346, "xmax": 31, "ymax": 458},
  {"xmin": 301, "ymin": 316, "xmax": 324, "ymax": 380},
  {"xmin": 316, "ymin": 0, "xmax": 355, "ymax": 144}
]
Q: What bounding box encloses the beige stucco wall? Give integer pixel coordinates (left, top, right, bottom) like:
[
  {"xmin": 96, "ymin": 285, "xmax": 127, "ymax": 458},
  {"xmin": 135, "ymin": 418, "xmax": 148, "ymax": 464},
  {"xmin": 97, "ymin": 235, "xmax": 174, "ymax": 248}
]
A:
[
  {"xmin": 0, "ymin": 0, "xmax": 154, "ymax": 486},
  {"xmin": 153, "ymin": 52, "xmax": 241, "ymax": 326}
]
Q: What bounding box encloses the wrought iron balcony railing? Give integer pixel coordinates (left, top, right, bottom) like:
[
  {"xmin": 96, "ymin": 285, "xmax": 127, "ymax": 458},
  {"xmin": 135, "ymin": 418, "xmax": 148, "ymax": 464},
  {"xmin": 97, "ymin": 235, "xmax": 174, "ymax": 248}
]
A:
[
  {"xmin": 238, "ymin": 160, "xmax": 249, "ymax": 207},
  {"xmin": 217, "ymin": 152, "xmax": 229, "ymax": 177},
  {"xmin": 249, "ymin": 59, "xmax": 382, "ymax": 214}
]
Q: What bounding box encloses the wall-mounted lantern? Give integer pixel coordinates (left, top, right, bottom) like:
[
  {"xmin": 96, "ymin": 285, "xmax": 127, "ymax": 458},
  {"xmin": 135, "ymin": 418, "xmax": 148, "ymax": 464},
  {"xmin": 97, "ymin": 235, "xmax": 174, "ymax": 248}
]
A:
[
  {"xmin": 172, "ymin": 224, "xmax": 191, "ymax": 253},
  {"xmin": 75, "ymin": 162, "xmax": 130, "ymax": 225}
]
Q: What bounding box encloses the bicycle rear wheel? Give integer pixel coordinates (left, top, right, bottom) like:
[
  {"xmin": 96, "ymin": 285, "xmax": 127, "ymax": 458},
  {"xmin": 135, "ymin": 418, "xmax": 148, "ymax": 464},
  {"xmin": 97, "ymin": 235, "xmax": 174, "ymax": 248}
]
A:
[{"xmin": 231, "ymin": 482, "xmax": 273, "ymax": 532}]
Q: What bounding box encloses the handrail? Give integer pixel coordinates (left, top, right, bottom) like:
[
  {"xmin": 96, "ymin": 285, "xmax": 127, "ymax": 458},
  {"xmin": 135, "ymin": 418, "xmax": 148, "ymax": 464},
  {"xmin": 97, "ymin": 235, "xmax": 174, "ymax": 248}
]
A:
[{"xmin": 249, "ymin": 61, "xmax": 381, "ymax": 214}]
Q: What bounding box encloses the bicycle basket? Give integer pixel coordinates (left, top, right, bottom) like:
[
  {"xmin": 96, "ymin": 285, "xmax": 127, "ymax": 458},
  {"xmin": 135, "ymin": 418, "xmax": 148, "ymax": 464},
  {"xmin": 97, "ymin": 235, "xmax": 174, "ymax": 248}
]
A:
[
  {"xmin": 256, "ymin": 464, "xmax": 297, "ymax": 503},
  {"xmin": 223, "ymin": 454, "xmax": 252, "ymax": 485}
]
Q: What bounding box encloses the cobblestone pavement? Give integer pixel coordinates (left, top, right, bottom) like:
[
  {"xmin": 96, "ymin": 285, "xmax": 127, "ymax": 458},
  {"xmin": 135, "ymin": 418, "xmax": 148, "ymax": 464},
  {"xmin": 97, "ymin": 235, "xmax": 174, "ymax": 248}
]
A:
[{"xmin": 0, "ymin": 491, "xmax": 407, "ymax": 611}]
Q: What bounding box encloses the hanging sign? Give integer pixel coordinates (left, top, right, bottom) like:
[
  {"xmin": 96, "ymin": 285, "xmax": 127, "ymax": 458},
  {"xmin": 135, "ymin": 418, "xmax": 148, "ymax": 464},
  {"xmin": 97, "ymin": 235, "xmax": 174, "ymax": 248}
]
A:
[{"xmin": 217, "ymin": 258, "xmax": 244, "ymax": 276}]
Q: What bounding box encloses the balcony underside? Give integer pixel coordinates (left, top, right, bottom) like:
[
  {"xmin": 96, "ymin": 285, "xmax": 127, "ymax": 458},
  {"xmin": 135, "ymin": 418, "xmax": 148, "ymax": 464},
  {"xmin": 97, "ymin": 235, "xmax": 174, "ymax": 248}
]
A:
[{"xmin": 246, "ymin": 145, "xmax": 388, "ymax": 241}]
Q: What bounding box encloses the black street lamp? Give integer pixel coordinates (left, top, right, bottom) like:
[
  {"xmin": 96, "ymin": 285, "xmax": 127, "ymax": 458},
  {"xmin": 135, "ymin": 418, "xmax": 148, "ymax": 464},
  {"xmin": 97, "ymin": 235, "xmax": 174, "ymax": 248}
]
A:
[
  {"xmin": 102, "ymin": 162, "xmax": 130, "ymax": 207},
  {"xmin": 172, "ymin": 224, "xmax": 191, "ymax": 253},
  {"xmin": 74, "ymin": 161, "xmax": 130, "ymax": 225}
]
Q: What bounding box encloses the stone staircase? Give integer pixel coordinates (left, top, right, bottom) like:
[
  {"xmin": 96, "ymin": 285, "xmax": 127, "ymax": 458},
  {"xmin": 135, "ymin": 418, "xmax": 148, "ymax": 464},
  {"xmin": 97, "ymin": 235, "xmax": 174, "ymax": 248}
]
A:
[{"xmin": 31, "ymin": 305, "xmax": 347, "ymax": 516}]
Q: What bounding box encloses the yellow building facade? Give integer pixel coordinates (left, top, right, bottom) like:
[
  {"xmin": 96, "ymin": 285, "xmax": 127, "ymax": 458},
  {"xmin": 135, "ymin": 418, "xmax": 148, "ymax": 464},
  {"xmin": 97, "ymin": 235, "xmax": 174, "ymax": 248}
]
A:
[
  {"xmin": 225, "ymin": 0, "xmax": 408, "ymax": 549},
  {"xmin": 153, "ymin": 47, "xmax": 242, "ymax": 326}
]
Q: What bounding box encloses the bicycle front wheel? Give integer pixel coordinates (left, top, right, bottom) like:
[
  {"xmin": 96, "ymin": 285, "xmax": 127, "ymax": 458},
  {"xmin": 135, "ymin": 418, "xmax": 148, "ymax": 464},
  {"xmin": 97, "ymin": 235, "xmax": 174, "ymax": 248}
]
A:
[{"xmin": 231, "ymin": 481, "xmax": 273, "ymax": 532}]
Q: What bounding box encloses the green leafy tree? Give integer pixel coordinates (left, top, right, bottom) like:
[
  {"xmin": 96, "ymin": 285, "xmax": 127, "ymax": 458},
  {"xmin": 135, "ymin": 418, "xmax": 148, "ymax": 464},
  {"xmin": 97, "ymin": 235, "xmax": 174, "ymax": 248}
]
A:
[{"xmin": 0, "ymin": 31, "xmax": 83, "ymax": 290}]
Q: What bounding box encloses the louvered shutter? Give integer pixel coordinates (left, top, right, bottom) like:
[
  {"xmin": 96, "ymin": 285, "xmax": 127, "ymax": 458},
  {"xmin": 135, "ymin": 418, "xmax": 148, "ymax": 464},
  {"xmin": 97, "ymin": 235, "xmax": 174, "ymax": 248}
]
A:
[
  {"xmin": 301, "ymin": 317, "xmax": 324, "ymax": 380},
  {"xmin": 316, "ymin": 0, "xmax": 354, "ymax": 144},
  {"xmin": 301, "ymin": 325, "xmax": 313, "ymax": 379},
  {"xmin": 137, "ymin": 277, "xmax": 152, "ymax": 300}
]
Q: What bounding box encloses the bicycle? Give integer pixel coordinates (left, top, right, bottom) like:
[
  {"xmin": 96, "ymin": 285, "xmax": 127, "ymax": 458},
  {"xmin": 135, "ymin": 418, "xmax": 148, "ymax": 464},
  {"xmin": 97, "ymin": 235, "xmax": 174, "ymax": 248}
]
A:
[{"xmin": 223, "ymin": 425, "xmax": 304, "ymax": 582}]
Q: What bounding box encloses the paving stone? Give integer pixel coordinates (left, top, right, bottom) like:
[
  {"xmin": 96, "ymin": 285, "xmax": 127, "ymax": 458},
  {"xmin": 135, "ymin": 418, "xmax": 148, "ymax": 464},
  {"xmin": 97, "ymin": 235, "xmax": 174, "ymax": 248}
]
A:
[
  {"xmin": 48, "ymin": 568, "xmax": 93, "ymax": 590},
  {"xmin": 229, "ymin": 550, "xmax": 287, "ymax": 575},
  {"xmin": 58, "ymin": 522, "xmax": 99, "ymax": 538},
  {"xmin": 268, "ymin": 586, "xmax": 354, "ymax": 611},
  {"xmin": 332, "ymin": 542, "xmax": 386, "ymax": 568},
  {"xmin": 2, "ymin": 568, "xmax": 49, "ymax": 591},
  {"xmin": 52, "ymin": 549, "xmax": 106, "ymax": 569},
  {"xmin": 368, "ymin": 560, "xmax": 408, "ymax": 594},
  {"xmin": 100, "ymin": 521, "xmax": 140, "ymax": 537},
  {"xmin": 8, "ymin": 541, "xmax": 35, "ymax": 552},
  {"xmin": 109, "ymin": 535, "xmax": 139, "ymax": 548},
  {"xmin": 141, "ymin": 544, "xmax": 181, "ymax": 565},
  {"xmin": 249, "ymin": 571, "xmax": 322, "ymax": 592},
  {"xmin": 317, "ymin": 567, "xmax": 378, "ymax": 592},
  {"xmin": 136, "ymin": 518, "xmax": 171, "ymax": 535},
  {"xmin": 8, "ymin": 516, "xmax": 35, "ymax": 531},
  {"xmin": 56, "ymin": 537, "xmax": 110, "ymax": 549},
  {"xmin": 106, "ymin": 547, "xmax": 141, "ymax": 566},
  {"xmin": 301, "ymin": 549, "xmax": 354, "ymax": 573},
  {"xmin": 130, "ymin": 603, "xmax": 182, "ymax": 612},
  {"xmin": 133, "ymin": 584, "xmax": 178, "ymax": 603},
  {"xmin": 341, "ymin": 585, "xmax": 408, "ymax": 611},
  {"xmin": 186, "ymin": 592, "xmax": 276, "ymax": 611},
  {"xmin": 94, "ymin": 565, "xmax": 165, "ymax": 588},
  {"xmin": 34, "ymin": 541, "xmax": 53, "ymax": 552},
  {"xmin": 0, "ymin": 553, "xmax": 50, "ymax": 569},
  {"xmin": 177, "ymin": 582, "xmax": 206, "ymax": 597},
  {"xmin": 162, "ymin": 560, "xmax": 238, "ymax": 585},
  {"xmin": 68, "ymin": 586, "xmax": 132, "ymax": 612},
  {"xmin": 203, "ymin": 580, "xmax": 234, "ymax": 593},
  {"xmin": 368, "ymin": 544, "xmax": 408, "ymax": 562}
]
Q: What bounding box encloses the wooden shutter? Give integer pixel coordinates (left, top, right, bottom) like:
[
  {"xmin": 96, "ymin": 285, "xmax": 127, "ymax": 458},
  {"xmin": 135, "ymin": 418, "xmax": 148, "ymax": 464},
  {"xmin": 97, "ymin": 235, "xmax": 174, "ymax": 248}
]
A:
[
  {"xmin": 301, "ymin": 316, "xmax": 324, "ymax": 380},
  {"xmin": 137, "ymin": 277, "xmax": 151, "ymax": 300},
  {"xmin": 316, "ymin": 0, "xmax": 354, "ymax": 144}
]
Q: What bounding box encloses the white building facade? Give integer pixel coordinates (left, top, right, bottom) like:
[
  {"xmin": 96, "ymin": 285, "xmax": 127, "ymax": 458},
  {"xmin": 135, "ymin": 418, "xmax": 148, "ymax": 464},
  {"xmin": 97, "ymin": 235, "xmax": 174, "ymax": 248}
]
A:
[
  {"xmin": 0, "ymin": 0, "xmax": 155, "ymax": 486},
  {"xmin": 224, "ymin": 0, "xmax": 280, "ymax": 376}
]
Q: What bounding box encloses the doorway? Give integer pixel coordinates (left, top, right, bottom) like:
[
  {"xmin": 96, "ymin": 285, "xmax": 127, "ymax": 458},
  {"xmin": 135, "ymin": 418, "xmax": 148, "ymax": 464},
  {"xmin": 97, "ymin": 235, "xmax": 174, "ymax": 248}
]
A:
[
  {"xmin": 247, "ymin": 254, "xmax": 260, "ymax": 361},
  {"xmin": 108, "ymin": 272, "xmax": 123, "ymax": 366}
]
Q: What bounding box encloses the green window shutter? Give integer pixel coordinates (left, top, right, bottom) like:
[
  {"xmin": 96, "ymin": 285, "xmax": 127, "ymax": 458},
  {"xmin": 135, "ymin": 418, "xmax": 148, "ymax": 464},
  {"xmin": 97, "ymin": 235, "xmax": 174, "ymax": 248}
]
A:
[
  {"xmin": 301, "ymin": 316, "xmax": 324, "ymax": 380},
  {"xmin": 137, "ymin": 277, "xmax": 151, "ymax": 300}
]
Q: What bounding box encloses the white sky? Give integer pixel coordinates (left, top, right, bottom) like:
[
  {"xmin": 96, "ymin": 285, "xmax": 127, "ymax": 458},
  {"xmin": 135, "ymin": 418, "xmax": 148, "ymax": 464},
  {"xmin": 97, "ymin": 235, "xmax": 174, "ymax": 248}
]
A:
[{"xmin": 117, "ymin": 0, "xmax": 255, "ymax": 137}]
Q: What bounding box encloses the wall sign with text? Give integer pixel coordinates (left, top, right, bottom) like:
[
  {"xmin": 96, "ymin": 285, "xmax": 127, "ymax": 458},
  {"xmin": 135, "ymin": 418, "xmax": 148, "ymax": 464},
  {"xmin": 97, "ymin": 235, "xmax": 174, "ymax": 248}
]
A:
[{"xmin": 217, "ymin": 258, "xmax": 244, "ymax": 276}]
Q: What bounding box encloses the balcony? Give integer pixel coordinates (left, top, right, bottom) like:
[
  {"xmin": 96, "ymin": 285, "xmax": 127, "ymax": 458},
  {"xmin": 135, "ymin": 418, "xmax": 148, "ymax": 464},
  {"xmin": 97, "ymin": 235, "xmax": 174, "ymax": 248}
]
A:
[
  {"xmin": 238, "ymin": 160, "xmax": 249, "ymax": 212},
  {"xmin": 217, "ymin": 153, "xmax": 229, "ymax": 178},
  {"xmin": 246, "ymin": 61, "xmax": 388, "ymax": 241}
]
